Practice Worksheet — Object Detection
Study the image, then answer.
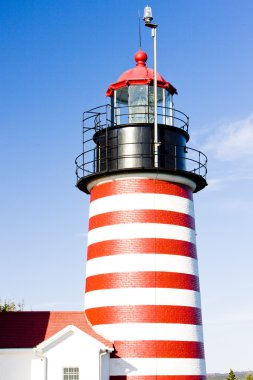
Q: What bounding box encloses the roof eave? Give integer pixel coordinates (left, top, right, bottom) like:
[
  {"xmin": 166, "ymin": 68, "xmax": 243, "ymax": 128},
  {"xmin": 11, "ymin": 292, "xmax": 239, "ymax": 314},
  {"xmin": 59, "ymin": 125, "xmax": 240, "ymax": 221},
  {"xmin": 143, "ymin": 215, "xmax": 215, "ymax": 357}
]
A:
[
  {"xmin": 106, "ymin": 79, "xmax": 177, "ymax": 97},
  {"xmin": 35, "ymin": 325, "xmax": 113, "ymax": 354}
]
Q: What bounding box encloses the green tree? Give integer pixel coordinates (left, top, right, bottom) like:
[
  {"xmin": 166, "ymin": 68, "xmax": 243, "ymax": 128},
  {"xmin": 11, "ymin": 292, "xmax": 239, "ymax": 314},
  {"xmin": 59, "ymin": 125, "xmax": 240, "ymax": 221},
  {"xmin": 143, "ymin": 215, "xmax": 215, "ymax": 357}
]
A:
[
  {"xmin": 246, "ymin": 374, "xmax": 253, "ymax": 380},
  {"xmin": 0, "ymin": 299, "xmax": 24, "ymax": 312},
  {"xmin": 227, "ymin": 370, "xmax": 237, "ymax": 380}
]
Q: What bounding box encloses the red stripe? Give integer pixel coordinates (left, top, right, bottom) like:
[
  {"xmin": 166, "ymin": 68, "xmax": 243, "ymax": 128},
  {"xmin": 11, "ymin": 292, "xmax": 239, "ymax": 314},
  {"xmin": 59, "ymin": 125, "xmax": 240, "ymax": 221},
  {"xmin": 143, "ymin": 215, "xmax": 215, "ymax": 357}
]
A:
[
  {"xmin": 91, "ymin": 179, "xmax": 193, "ymax": 202},
  {"xmin": 87, "ymin": 239, "xmax": 197, "ymax": 260},
  {"xmin": 111, "ymin": 340, "xmax": 204, "ymax": 358},
  {"xmin": 110, "ymin": 376, "xmax": 206, "ymax": 380},
  {"xmin": 89, "ymin": 210, "xmax": 195, "ymax": 231},
  {"xmin": 85, "ymin": 272, "xmax": 200, "ymax": 292},
  {"xmin": 85, "ymin": 305, "xmax": 202, "ymax": 325}
]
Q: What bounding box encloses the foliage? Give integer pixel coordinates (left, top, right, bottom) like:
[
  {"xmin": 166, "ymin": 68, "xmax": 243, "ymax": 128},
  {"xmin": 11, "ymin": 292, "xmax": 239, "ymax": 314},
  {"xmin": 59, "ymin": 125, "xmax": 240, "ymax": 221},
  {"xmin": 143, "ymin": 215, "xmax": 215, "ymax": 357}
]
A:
[
  {"xmin": 245, "ymin": 375, "xmax": 253, "ymax": 380},
  {"xmin": 0, "ymin": 299, "xmax": 24, "ymax": 312},
  {"xmin": 208, "ymin": 372, "xmax": 252, "ymax": 380},
  {"xmin": 227, "ymin": 370, "xmax": 238, "ymax": 380}
]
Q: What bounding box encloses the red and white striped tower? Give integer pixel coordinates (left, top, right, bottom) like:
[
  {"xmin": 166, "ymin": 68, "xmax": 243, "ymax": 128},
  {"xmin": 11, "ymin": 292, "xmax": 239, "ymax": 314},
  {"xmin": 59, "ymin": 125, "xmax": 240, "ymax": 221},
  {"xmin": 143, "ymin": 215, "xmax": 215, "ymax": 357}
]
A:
[{"xmin": 76, "ymin": 48, "xmax": 207, "ymax": 380}]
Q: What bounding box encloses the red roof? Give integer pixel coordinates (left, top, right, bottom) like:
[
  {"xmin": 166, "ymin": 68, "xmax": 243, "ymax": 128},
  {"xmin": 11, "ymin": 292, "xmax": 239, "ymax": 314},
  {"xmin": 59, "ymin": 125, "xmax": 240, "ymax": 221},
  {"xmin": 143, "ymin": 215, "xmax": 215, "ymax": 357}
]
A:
[
  {"xmin": 106, "ymin": 49, "xmax": 177, "ymax": 97},
  {"xmin": 0, "ymin": 311, "xmax": 113, "ymax": 349}
]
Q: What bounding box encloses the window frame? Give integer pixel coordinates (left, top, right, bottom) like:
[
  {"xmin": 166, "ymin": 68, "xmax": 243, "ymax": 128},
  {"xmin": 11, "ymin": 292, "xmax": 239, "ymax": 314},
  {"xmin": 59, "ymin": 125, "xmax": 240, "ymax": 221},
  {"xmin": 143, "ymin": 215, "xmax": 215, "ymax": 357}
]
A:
[{"xmin": 63, "ymin": 367, "xmax": 79, "ymax": 380}]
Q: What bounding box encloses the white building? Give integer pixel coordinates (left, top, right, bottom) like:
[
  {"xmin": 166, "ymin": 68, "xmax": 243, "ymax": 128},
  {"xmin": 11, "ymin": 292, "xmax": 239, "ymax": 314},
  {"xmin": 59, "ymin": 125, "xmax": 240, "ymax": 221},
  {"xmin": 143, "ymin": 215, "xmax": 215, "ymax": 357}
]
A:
[{"xmin": 0, "ymin": 311, "xmax": 113, "ymax": 380}]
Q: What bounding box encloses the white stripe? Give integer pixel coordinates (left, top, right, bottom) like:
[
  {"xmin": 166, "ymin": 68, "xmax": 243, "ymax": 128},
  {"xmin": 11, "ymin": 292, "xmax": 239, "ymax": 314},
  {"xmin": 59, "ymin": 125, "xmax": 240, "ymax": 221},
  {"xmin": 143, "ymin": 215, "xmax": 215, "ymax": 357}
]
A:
[
  {"xmin": 94, "ymin": 323, "xmax": 204, "ymax": 342},
  {"xmin": 86, "ymin": 254, "xmax": 199, "ymax": 278},
  {"xmin": 90, "ymin": 193, "xmax": 194, "ymax": 218},
  {"xmin": 88, "ymin": 223, "xmax": 196, "ymax": 246},
  {"xmin": 110, "ymin": 357, "xmax": 206, "ymax": 376},
  {"xmin": 85, "ymin": 288, "xmax": 201, "ymax": 310}
]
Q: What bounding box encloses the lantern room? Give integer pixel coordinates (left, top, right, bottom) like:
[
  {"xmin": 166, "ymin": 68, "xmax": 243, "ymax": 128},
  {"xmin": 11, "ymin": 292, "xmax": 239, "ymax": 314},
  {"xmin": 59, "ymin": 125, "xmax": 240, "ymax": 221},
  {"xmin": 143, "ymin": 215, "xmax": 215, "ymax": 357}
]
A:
[
  {"xmin": 75, "ymin": 50, "xmax": 207, "ymax": 194},
  {"xmin": 106, "ymin": 50, "xmax": 177, "ymax": 125}
]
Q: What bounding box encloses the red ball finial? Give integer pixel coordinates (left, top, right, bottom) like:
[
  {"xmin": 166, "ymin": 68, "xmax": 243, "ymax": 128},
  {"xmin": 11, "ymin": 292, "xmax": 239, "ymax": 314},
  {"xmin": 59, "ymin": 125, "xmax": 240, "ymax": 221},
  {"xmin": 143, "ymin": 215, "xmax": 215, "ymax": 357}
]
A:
[{"xmin": 134, "ymin": 50, "xmax": 148, "ymax": 66}]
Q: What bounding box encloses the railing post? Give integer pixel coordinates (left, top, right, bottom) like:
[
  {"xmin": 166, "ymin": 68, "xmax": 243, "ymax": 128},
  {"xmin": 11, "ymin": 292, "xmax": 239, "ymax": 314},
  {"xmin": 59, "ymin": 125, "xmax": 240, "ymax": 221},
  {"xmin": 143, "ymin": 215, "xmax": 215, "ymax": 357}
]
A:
[
  {"xmin": 169, "ymin": 95, "xmax": 174, "ymax": 126},
  {"xmin": 110, "ymin": 102, "xmax": 114, "ymax": 127},
  {"xmin": 82, "ymin": 152, "xmax": 84, "ymax": 177},
  {"xmin": 105, "ymin": 120, "xmax": 108, "ymax": 172},
  {"xmin": 199, "ymin": 151, "xmax": 201, "ymax": 176},
  {"xmin": 82, "ymin": 115, "xmax": 85, "ymax": 177}
]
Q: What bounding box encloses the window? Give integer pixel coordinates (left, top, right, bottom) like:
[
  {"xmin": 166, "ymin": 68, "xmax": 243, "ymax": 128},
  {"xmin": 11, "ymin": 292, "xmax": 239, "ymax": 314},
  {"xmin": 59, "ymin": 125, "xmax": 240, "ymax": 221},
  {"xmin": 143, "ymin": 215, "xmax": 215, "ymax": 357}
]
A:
[
  {"xmin": 63, "ymin": 367, "xmax": 79, "ymax": 380},
  {"xmin": 129, "ymin": 85, "xmax": 148, "ymax": 123}
]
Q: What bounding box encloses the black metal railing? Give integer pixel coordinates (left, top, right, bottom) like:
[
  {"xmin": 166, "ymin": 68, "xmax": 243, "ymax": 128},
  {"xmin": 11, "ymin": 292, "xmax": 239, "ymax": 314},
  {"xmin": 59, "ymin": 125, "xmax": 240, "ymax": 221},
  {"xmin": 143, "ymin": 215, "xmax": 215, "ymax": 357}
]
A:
[
  {"xmin": 75, "ymin": 104, "xmax": 207, "ymax": 185},
  {"xmin": 75, "ymin": 142, "xmax": 207, "ymax": 180},
  {"xmin": 75, "ymin": 144, "xmax": 207, "ymax": 181},
  {"xmin": 82, "ymin": 104, "xmax": 189, "ymax": 133}
]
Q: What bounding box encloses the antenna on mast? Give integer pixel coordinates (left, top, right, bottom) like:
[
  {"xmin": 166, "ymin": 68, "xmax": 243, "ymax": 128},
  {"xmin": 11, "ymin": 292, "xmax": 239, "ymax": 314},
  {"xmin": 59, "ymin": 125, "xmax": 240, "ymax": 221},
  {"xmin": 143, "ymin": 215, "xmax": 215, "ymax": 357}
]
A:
[{"xmin": 138, "ymin": 10, "xmax": 142, "ymax": 49}]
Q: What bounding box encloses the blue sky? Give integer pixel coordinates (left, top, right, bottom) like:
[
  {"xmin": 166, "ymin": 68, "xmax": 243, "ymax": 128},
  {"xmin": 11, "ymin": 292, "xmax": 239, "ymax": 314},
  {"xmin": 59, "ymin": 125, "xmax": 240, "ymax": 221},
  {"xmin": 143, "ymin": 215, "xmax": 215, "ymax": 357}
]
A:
[{"xmin": 1, "ymin": 0, "xmax": 253, "ymax": 374}]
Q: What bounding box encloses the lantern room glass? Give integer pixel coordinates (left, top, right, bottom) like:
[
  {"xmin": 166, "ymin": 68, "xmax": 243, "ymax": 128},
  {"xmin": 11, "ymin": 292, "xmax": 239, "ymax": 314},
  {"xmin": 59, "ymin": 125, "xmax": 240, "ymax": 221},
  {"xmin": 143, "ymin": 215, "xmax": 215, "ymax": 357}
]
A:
[
  {"xmin": 113, "ymin": 85, "xmax": 173, "ymax": 125},
  {"xmin": 129, "ymin": 85, "xmax": 148, "ymax": 123}
]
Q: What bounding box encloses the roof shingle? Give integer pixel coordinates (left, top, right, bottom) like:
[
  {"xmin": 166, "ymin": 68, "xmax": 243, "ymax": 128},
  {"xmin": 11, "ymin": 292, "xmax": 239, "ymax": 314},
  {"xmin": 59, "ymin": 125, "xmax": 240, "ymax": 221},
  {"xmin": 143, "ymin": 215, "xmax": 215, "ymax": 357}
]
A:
[{"xmin": 0, "ymin": 311, "xmax": 113, "ymax": 349}]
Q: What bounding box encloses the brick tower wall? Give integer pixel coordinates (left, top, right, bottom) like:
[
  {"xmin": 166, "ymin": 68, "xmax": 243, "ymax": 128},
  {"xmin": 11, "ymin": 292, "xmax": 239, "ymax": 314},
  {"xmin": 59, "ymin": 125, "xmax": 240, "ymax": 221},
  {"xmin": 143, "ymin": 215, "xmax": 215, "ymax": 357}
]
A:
[{"xmin": 84, "ymin": 177, "xmax": 206, "ymax": 380}]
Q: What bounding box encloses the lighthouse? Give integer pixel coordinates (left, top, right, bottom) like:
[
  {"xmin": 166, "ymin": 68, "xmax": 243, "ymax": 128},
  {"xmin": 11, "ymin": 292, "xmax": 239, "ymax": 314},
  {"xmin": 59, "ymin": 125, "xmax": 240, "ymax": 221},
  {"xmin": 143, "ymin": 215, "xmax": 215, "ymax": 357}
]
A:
[{"xmin": 75, "ymin": 19, "xmax": 207, "ymax": 380}]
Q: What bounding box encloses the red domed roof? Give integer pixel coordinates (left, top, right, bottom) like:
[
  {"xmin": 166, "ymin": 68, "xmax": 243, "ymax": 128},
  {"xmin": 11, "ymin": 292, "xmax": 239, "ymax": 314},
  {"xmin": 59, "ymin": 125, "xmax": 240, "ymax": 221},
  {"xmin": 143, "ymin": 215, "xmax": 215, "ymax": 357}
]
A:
[{"xmin": 106, "ymin": 50, "xmax": 177, "ymax": 97}]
